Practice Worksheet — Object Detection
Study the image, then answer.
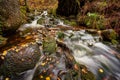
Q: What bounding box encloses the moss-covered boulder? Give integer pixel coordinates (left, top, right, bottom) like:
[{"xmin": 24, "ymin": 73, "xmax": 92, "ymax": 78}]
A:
[
  {"xmin": 101, "ymin": 29, "xmax": 118, "ymax": 44},
  {"xmin": 0, "ymin": 0, "xmax": 22, "ymax": 35},
  {"xmin": 43, "ymin": 36, "xmax": 56, "ymax": 54}
]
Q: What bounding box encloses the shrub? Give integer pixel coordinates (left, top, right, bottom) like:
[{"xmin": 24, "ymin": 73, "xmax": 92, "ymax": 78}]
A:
[{"xmin": 78, "ymin": 12, "xmax": 106, "ymax": 30}]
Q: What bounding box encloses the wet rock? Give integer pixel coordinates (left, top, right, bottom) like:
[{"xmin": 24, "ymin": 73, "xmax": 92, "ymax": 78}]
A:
[
  {"xmin": 0, "ymin": 42, "xmax": 41, "ymax": 75},
  {"xmin": 32, "ymin": 41, "xmax": 96, "ymax": 80},
  {"xmin": 32, "ymin": 49, "xmax": 80, "ymax": 80}
]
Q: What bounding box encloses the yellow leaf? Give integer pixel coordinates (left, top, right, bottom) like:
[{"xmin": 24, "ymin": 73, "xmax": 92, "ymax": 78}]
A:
[
  {"xmin": 25, "ymin": 36, "xmax": 31, "ymax": 39},
  {"xmin": 99, "ymin": 68, "xmax": 104, "ymax": 73},
  {"xmin": 41, "ymin": 62, "xmax": 46, "ymax": 66},
  {"xmin": 39, "ymin": 75, "xmax": 44, "ymax": 78},
  {"xmin": 5, "ymin": 78, "xmax": 10, "ymax": 80},
  {"xmin": 2, "ymin": 51, "xmax": 7, "ymax": 56},
  {"xmin": 46, "ymin": 77, "xmax": 50, "ymax": 80}
]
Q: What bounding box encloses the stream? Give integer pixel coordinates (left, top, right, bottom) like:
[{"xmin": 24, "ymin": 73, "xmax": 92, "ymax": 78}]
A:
[
  {"xmin": 0, "ymin": 11, "xmax": 120, "ymax": 80},
  {"xmin": 64, "ymin": 30, "xmax": 120, "ymax": 80}
]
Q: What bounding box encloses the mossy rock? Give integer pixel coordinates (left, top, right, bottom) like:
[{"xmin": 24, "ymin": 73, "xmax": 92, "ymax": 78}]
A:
[
  {"xmin": 101, "ymin": 29, "xmax": 118, "ymax": 44},
  {"xmin": 0, "ymin": 0, "xmax": 23, "ymax": 35},
  {"xmin": 43, "ymin": 36, "xmax": 56, "ymax": 54}
]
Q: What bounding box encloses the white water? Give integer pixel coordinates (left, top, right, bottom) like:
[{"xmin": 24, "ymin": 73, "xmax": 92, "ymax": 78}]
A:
[
  {"xmin": 18, "ymin": 10, "xmax": 69, "ymax": 32},
  {"xmin": 18, "ymin": 11, "xmax": 48, "ymax": 31},
  {"xmin": 64, "ymin": 30, "xmax": 120, "ymax": 80}
]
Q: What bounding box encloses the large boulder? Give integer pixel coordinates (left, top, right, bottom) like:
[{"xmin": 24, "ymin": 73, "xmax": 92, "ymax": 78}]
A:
[
  {"xmin": 0, "ymin": 0, "xmax": 22, "ymax": 35},
  {"xmin": 0, "ymin": 42, "xmax": 41, "ymax": 76}
]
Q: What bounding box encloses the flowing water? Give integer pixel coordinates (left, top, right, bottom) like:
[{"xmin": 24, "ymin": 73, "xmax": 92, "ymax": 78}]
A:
[
  {"xmin": 1, "ymin": 11, "xmax": 120, "ymax": 80},
  {"xmin": 64, "ymin": 30, "xmax": 120, "ymax": 80},
  {"xmin": 18, "ymin": 11, "xmax": 120, "ymax": 80}
]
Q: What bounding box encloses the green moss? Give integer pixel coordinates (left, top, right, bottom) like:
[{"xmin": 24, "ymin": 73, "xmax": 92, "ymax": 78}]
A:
[
  {"xmin": 43, "ymin": 37, "xmax": 56, "ymax": 54},
  {"xmin": 37, "ymin": 18, "xmax": 45, "ymax": 24}
]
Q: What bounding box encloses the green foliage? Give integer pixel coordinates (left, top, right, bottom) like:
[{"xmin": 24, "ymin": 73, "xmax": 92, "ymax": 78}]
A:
[
  {"xmin": 78, "ymin": 13, "xmax": 106, "ymax": 30},
  {"xmin": 57, "ymin": 31, "xmax": 65, "ymax": 40},
  {"xmin": 85, "ymin": 12, "xmax": 105, "ymax": 30}
]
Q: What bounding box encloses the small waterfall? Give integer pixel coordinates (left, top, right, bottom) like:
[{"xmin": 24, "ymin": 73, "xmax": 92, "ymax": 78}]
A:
[
  {"xmin": 18, "ymin": 10, "xmax": 69, "ymax": 32},
  {"xmin": 64, "ymin": 30, "xmax": 120, "ymax": 80},
  {"xmin": 18, "ymin": 11, "xmax": 48, "ymax": 31}
]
